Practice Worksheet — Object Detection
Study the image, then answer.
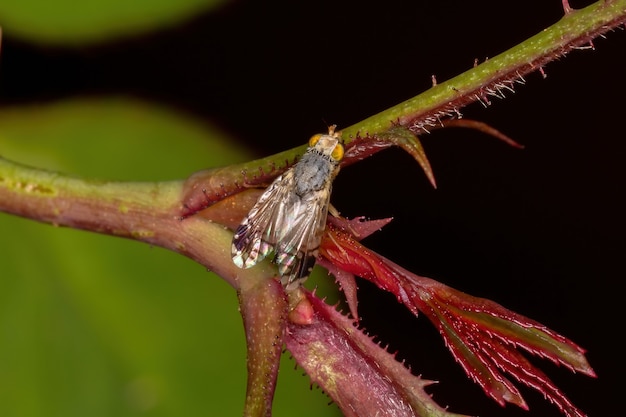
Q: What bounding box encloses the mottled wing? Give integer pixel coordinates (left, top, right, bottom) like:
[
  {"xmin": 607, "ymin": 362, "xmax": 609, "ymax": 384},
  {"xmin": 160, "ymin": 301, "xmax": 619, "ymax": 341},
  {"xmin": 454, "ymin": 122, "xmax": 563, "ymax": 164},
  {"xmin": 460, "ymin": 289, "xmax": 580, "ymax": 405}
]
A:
[
  {"xmin": 231, "ymin": 169, "xmax": 332, "ymax": 289},
  {"xmin": 273, "ymin": 185, "xmax": 331, "ymax": 289},
  {"xmin": 231, "ymin": 171, "xmax": 296, "ymax": 269}
]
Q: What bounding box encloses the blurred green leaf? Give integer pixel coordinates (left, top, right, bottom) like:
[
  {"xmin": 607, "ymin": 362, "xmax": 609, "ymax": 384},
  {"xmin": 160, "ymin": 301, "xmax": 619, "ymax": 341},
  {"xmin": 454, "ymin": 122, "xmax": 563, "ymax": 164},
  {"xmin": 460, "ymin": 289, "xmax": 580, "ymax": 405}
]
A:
[
  {"xmin": 0, "ymin": 0, "xmax": 229, "ymax": 45},
  {"xmin": 0, "ymin": 98, "xmax": 341, "ymax": 417}
]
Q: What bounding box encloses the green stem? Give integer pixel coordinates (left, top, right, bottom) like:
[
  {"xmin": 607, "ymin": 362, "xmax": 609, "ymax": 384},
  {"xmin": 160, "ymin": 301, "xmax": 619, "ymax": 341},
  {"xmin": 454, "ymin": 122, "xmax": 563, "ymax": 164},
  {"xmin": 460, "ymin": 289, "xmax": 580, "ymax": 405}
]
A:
[
  {"xmin": 342, "ymin": 0, "xmax": 626, "ymax": 138},
  {"xmin": 0, "ymin": 157, "xmax": 181, "ymax": 236},
  {"xmin": 181, "ymin": 0, "xmax": 626, "ymax": 215},
  {"xmin": 0, "ymin": 157, "xmax": 272, "ymax": 289},
  {"xmin": 1, "ymin": 0, "xmax": 625, "ymax": 258}
]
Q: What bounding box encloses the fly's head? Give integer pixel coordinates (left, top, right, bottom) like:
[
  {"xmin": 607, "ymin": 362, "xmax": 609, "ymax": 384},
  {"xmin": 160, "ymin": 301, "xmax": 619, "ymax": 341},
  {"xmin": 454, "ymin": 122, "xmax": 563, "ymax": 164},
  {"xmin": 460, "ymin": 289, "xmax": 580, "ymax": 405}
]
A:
[{"xmin": 308, "ymin": 125, "xmax": 344, "ymax": 164}]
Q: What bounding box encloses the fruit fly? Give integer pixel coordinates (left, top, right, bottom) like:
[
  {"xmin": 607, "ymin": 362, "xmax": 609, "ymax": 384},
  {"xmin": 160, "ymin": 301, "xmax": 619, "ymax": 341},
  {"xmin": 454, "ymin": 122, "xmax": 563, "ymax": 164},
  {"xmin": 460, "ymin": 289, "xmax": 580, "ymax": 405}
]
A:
[{"xmin": 231, "ymin": 126, "xmax": 344, "ymax": 290}]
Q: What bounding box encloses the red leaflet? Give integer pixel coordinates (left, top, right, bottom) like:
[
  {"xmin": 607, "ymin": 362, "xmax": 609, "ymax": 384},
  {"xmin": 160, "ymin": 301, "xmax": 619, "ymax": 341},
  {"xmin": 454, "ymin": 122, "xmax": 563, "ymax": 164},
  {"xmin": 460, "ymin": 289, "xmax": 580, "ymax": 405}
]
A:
[
  {"xmin": 317, "ymin": 217, "xmax": 595, "ymax": 417},
  {"xmin": 284, "ymin": 291, "xmax": 467, "ymax": 417}
]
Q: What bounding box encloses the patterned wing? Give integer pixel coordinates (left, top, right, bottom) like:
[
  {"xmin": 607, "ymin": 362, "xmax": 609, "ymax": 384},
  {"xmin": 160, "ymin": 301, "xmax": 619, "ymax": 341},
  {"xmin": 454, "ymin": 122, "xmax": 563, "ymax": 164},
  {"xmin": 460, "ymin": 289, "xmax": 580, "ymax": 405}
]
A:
[
  {"xmin": 232, "ymin": 163, "xmax": 334, "ymax": 290},
  {"xmin": 231, "ymin": 171, "xmax": 296, "ymax": 269},
  {"xmin": 273, "ymin": 185, "xmax": 332, "ymax": 289}
]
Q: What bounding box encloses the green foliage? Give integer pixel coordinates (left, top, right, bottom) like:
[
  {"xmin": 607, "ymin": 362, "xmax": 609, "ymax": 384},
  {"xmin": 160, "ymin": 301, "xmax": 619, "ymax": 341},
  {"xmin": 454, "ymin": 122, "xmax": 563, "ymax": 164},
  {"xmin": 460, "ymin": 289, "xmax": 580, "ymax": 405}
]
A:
[
  {"xmin": 0, "ymin": 98, "xmax": 340, "ymax": 417},
  {"xmin": 0, "ymin": 0, "xmax": 230, "ymax": 44}
]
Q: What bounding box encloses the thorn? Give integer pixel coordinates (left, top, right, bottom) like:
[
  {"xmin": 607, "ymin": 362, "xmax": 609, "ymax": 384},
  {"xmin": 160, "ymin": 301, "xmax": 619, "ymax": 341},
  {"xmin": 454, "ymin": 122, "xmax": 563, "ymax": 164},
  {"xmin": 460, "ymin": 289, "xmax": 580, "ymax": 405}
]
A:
[
  {"xmin": 539, "ymin": 66, "xmax": 547, "ymax": 79},
  {"xmin": 562, "ymin": 0, "xmax": 573, "ymax": 14},
  {"xmin": 443, "ymin": 119, "xmax": 525, "ymax": 149},
  {"xmin": 431, "ymin": 74, "xmax": 437, "ymax": 87}
]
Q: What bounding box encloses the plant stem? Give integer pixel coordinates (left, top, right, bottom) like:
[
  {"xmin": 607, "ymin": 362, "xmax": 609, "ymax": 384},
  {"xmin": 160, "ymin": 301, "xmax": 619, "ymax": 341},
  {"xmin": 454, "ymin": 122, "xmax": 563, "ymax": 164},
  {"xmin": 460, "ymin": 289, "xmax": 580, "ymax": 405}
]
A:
[
  {"xmin": 0, "ymin": 157, "xmax": 271, "ymax": 288},
  {"xmin": 1, "ymin": 0, "xmax": 625, "ymax": 258},
  {"xmin": 341, "ymin": 0, "xmax": 626, "ymax": 139}
]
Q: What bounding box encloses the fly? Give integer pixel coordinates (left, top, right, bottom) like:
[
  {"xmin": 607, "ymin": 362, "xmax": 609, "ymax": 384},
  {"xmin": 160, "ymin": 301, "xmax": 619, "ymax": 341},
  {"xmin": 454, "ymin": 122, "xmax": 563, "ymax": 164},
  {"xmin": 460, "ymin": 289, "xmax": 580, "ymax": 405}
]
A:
[{"xmin": 231, "ymin": 125, "xmax": 344, "ymax": 290}]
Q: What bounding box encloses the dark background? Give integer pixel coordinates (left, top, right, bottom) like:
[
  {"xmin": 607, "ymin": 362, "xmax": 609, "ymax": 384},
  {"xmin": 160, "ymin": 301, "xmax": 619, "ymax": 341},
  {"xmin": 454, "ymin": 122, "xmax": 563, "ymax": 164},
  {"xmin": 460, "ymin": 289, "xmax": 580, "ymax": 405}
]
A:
[{"xmin": 1, "ymin": 0, "xmax": 623, "ymax": 416}]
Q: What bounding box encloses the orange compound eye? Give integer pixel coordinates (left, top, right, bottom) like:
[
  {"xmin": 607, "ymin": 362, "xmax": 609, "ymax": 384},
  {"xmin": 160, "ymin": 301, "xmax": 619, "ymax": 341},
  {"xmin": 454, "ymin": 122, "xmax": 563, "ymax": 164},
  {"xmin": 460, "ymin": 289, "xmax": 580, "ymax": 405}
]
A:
[
  {"xmin": 308, "ymin": 134, "xmax": 323, "ymax": 147},
  {"xmin": 331, "ymin": 143, "xmax": 344, "ymax": 161}
]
